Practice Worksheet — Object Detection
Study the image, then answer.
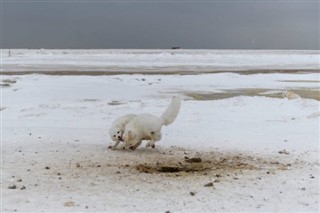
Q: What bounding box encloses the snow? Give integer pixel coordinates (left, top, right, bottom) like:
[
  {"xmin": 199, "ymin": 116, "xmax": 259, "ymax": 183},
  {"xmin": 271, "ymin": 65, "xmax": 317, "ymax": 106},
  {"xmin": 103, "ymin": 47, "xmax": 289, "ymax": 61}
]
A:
[{"xmin": 1, "ymin": 50, "xmax": 320, "ymax": 212}]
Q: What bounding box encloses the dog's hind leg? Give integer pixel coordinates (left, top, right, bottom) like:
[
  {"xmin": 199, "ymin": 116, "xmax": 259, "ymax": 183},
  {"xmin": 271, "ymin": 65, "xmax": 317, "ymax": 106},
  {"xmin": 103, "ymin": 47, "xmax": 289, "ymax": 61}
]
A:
[
  {"xmin": 146, "ymin": 139, "xmax": 156, "ymax": 148},
  {"xmin": 146, "ymin": 132, "xmax": 161, "ymax": 148}
]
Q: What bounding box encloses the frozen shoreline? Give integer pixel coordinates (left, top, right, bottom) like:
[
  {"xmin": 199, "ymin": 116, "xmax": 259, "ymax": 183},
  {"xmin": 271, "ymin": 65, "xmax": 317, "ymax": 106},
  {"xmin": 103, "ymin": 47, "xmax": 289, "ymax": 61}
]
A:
[{"xmin": 1, "ymin": 49, "xmax": 319, "ymax": 74}]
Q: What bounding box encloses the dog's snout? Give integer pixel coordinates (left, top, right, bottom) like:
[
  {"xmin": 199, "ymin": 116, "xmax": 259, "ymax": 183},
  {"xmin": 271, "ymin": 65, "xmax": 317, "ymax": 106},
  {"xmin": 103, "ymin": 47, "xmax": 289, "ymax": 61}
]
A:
[{"xmin": 118, "ymin": 136, "xmax": 121, "ymax": 139}]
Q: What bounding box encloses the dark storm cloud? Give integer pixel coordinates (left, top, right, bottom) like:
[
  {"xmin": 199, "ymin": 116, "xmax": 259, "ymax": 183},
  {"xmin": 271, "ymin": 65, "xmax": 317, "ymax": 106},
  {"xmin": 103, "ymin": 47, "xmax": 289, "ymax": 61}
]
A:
[{"xmin": 1, "ymin": 1, "xmax": 319, "ymax": 49}]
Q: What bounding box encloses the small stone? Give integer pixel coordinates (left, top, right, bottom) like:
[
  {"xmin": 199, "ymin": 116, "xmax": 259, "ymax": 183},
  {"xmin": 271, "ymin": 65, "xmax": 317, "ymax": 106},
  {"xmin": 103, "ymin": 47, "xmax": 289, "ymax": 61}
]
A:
[
  {"xmin": 159, "ymin": 166, "xmax": 180, "ymax": 173},
  {"xmin": 185, "ymin": 157, "xmax": 202, "ymax": 163},
  {"xmin": 57, "ymin": 173, "xmax": 61, "ymax": 176},
  {"xmin": 278, "ymin": 149, "xmax": 290, "ymax": 155},
  {"xmin": 64, "ymin": 201, "xmax": 75, "ymax": 207},
  {"xmin": 45, "ymin": 166, "xmax": 50, "ymax": 170},
  {"xmin": 190, "ymin": 192, "xmax": 195, "ymax": 196},
  {"xmin": 97, "ymin": 165, "xmax": 101, "ymax": 168},
  {"xmin": 17, "ymin": 179, "xmax": 22, "ymax": 182},
  {"xmin": 20, "ymin": 186, "xmax": 26, "ymax": 190},
  {"xmin": 301, "ymin": 187, "xmax": 306, "ymax": 191},
  {"xmin": 8, "ymin": 185, "xmax": 17, "ymax": 189},
  {"xmin": 204, "ymin": 182, "xmax": 213, "ymax": 187}
]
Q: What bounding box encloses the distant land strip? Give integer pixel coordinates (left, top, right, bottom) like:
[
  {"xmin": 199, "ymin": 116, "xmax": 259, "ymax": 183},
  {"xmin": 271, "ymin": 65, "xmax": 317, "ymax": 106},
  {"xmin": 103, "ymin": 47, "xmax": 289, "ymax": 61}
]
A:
[{"xmin": 1, "ymin": 69, "xmax": 319, "ymax": 76}]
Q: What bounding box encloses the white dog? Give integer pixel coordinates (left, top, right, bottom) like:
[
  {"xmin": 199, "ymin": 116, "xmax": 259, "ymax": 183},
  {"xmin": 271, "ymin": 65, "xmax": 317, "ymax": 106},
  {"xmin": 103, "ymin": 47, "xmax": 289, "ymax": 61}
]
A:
[
  {"xmin": 122, "ymin": 96, "xmax": 181, "ymax": 150},
  {"xmin": 282, "ymin": 90, "xmax": 301, "ymax": 100},
  {"xmin": 108, "ymin": 114, "xmax": 137, "ymax": 149}
]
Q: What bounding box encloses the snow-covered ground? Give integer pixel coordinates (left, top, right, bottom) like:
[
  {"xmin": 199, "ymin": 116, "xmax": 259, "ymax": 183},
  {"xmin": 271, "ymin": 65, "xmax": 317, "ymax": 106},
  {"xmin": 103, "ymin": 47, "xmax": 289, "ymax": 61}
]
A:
[
  {"xmin": 1, "ymin": 49, "xmax": 319, "ymax": 73},
  {"xmin": 1, "ymin": 50, "xmax": 320, "ymax": 212}
]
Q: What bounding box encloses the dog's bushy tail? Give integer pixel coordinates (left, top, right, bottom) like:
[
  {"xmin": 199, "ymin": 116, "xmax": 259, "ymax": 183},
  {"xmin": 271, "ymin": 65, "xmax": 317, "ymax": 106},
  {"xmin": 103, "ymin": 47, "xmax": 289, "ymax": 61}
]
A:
[{"xmin": 161, "ymin": 96, "xmax": 181, "ymax": 126}]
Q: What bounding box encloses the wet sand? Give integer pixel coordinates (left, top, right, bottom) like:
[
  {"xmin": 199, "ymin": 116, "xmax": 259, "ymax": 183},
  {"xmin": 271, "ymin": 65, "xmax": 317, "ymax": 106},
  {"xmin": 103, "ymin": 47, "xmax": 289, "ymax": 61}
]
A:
[{"xmin": 185, "ymin": 88, "xmax": 320, "ymax": 101}]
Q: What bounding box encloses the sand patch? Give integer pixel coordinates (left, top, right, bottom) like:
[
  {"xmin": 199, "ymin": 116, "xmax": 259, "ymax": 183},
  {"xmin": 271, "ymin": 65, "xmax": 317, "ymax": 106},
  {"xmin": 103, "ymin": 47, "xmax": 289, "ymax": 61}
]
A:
[
  {"xmin": 108, "ymin": 100, "xmax": 126, "ymax": 105},
  {"xmin": 279, "ymin": 80, "xmax": 320, "ymax": 83},
  {"xmin": 81, "ymin": 99, "xmax": 100, "ymax": 102},
  {"xmin": 3, "ymin": 144, "xmax": 295, "ymax": 185},
  {"xmin": 1, "ymin": 78, "xmax": 17, "ymax": 87},
  {"xmin": 2, "ymin": 79, "xmax": 17, "ymax": 84},
  {"xmin": 2, "ymin": 143, "xmax": 318, "ymax": 212},
  {"xmin": 184, "ymin": 88, "xmax": 320, "ymax": 101}
]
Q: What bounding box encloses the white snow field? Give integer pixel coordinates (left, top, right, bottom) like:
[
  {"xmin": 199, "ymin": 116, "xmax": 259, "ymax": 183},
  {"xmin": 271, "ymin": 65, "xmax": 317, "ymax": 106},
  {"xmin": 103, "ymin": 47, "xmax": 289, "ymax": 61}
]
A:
[{"xmin": 1, "ymin": 49, "xmax": 320, "ymax": 212}]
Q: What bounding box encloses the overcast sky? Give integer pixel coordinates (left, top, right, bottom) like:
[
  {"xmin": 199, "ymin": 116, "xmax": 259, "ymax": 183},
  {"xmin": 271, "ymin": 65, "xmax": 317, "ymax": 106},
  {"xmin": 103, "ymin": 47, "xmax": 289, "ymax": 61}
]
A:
[{"xmin": 1, "ymin": 1, "xmax": 319, "ymax": 49}]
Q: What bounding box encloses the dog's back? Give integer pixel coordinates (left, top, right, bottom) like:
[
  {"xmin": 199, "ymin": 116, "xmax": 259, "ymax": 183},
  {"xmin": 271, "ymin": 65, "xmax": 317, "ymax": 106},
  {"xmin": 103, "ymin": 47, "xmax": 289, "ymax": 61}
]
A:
[
  {"xmin": 282, "ymin": 90, "xmax": 301, "ymax": 100},
  {"xmin": 123, "ymin": 96, "xmax": 181, "ymax": 149},
  {"xmin": 126, "ymin": 113, "xmax": 163, "ymax": 135},
  {"xmin": 111, "ymin": 114, "xmax": 136, "ymax": 129}
]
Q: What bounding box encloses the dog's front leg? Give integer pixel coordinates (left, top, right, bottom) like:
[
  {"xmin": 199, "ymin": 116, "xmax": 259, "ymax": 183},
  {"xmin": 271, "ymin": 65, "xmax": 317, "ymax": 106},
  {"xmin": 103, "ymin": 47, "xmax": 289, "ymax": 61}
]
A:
[
  {"xmin": 130, "ymin": 141, "xmax": 142, "ymax": 150},
  {"xmin": 123, "ymin": 141, "xmax": 134, "ymax": 150},
  {"xmin": 108, "ymin": 141, "xmax": 121, "ymax": 150}
]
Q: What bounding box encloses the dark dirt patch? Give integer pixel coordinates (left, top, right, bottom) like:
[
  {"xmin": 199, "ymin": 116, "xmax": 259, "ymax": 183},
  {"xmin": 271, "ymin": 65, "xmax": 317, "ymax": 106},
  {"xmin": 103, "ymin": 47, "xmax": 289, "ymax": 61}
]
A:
[
  {"xmin": 2, "ymin": 79, "xmax": 17, "ymax": 84},
  {"xmin": 204, "ymin": 182, "xmax": 214, "ymax": 187},
  {"xmin": 134, "ymin": 153, "xmax": 272, "ymax": 175},
  {"xmin": 185, "ymin": 157, "xmax": 202, "ymax": 163},
  {"xmin": 108, "ymin": 100, "xmax": 126, "ymax": 105},
  {"xmin": 0, "ymin": 83, "xmax": 11, "ymax": 87},
  {"xmin": 1, "ymin": 78, "xmax": 17, "ymax": 88}
]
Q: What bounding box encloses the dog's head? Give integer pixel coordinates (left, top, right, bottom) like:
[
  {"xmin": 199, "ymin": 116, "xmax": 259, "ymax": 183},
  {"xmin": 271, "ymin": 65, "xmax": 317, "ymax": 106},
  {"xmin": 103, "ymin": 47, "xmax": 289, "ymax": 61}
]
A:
[
  {"xmin": 282, "ymin": 90, "xmax": 288, "ymax": 98},
  {"xmin": 109, "ymin": 127, "xmax": 123, "ymax": 142},
  {"xmin": 122, "ymin": 129, "xmax": 138, "ymax": 149}
]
